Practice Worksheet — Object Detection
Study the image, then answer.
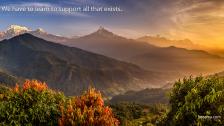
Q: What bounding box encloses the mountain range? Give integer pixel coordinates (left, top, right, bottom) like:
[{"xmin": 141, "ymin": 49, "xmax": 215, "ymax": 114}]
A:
[
  {"xmin": 137, "ymin": 35, "xmax": 198, "ymax": 49},
  {"xmin": 137, "ymin": 35, "xmax": 224, "ymax": 58},
  {"xmin": 0, "ymin": 25, "xmax": 70, "ymax": 43},
  {"xmin": 0, "ymin": 33, "xmax": 171, "ymax": 97},
  {"xmin": 65, "ymin": 27, "xmax": 224, "ymax": 77},
  {"xmin": 1, "ymin": 25, "xmax": 224, "ymax": 98}
]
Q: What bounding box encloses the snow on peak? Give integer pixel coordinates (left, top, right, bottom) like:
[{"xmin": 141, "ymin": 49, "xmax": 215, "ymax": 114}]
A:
[
  {"xmin": 35, "ymin": 28, "xmax": 47, "ymax": 34},
  {"xmin": 7, "ymin": 25, "xmax": 30, "ymax": 32},
  {"xmin": 6, "ymin": 25, "xmax": 31, "ymax": 36},
  {"xmin": 98, "ymin": 26, "xmax": 105, "ymax": 31},
  {"xmin": 95, "ymin": 26, "xmax": 114, "ymax": 36}
]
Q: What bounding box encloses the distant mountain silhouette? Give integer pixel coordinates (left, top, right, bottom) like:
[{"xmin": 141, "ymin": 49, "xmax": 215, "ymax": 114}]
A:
[
  {"xmin": 30, "ymin": 29, "xmax": 70, "ymax": 43},
  {"xmin": 137, "ymin": 35, "xmax": 197, "ymax": 49},
  {"xmin": 129, "ymin": 46, "xmax": 224, "ymax": 75},
  {"xmin": 66, "ymin": 27, "xmax": 224, "ymax": 77},
  {"xmin": 0, "ymin": 25, "xmax": 70, "ymax": 43},
  {"xmin": 2, "ymin": 26, "xmax": 224, "ymax": 88},
  {"xmin": 67, "ymin": 27, "xmax": 157, "ymax": 60},
  {"xmin": 0, "ymin": 33, "xmax": 170, "ymax": 96}
]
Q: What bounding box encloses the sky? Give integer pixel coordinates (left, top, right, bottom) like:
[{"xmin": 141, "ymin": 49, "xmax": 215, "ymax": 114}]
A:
[{"xmin": 0, "ymin": 0, "xmax": 224, "ymax": 48}]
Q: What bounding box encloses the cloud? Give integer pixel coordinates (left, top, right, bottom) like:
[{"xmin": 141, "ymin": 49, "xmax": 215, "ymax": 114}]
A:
[
  {"xmin": 2, "ymin": 2, "xmax": 90, "ymax": 17},
  {"xmin": 162, "ymin": 0, "xmax": 224, "ymax": 47},
  {"xmin": 2, "ymin": 0, "xmax": 224, "ymax": 47},
  {"xmin": 13, "ymin": 2, "xmax": 54, "ymax": 7}
]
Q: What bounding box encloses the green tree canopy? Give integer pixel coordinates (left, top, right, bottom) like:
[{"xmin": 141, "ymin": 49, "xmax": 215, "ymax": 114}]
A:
[{"xmin": 161, "ymin": 76, "xmax": 224, "ymax": 126}]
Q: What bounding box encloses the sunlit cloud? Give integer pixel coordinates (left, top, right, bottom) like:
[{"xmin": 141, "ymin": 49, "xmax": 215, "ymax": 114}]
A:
[
  {"xmin": 164, "ymin": 0, "xmax": 224, "ymax": 48},
  {"xmin": 1, "ymin": 0, "xmax": 224, "ymax": 49}
]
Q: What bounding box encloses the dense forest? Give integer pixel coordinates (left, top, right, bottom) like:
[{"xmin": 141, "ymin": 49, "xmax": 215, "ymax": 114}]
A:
[{"xmin": 0, "ymin": 76, "xmax": 223, "ymax": 125}]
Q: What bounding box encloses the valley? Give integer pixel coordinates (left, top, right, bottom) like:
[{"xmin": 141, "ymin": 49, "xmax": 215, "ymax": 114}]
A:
[{"xmin": 0, "ymin": 25, "xmax": 224, "ymax": 102}]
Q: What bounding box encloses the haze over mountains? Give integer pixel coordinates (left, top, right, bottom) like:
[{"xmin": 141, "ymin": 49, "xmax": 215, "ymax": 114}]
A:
[
  {"xmin": 67, "ymin": 27, "xmax": 156, "ymax": 60},
  {"xmin": 137, "ymin": 35, "xmax": 224, "ymax": 58},
  {"xmin": 1, "ymin": 25, "xmax": 224, "ymax": 98},
  {"xmin": 0, "ymin": 33, "xmax": 172, "ymax": 97},
  {"xmin": 65, "ymin": 27, "xmax": 224, "ymax": 77},
  {"xmin": 110, "ymin": 88, "xmax": 169, "ymax": 105},
  {"xmin": 137, "ymin": 35, "xmax": 198, "ymax": 49}
]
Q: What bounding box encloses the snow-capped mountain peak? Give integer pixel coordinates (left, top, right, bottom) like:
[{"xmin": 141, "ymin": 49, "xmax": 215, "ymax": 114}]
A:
[
  {"xmin": 93, "ymin": 26, "xmax": 116, "ymax": 38},
  {"xmin": 96, "ymin": 26, "xmax": 110, "ymax": 33},
  {"xmin": 4, "ymin": 25, "xmax": 32, "ymax": 39},
  {"xmin": 6, "ymin": 25, "xmax": 31, "ymax": 35},
  {"xmin": 0, "ymin": 25, "xmax": 51, "ymax": 40},
  {"xmin": 34, "ymin": 28, "xmax": 47, "ymax": 34}
]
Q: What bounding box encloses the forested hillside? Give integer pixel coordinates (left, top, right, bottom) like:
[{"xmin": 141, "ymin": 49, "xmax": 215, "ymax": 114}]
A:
[{"xmin": 0, "ymin": 76, "xmax": 223, "ymax": 126}]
